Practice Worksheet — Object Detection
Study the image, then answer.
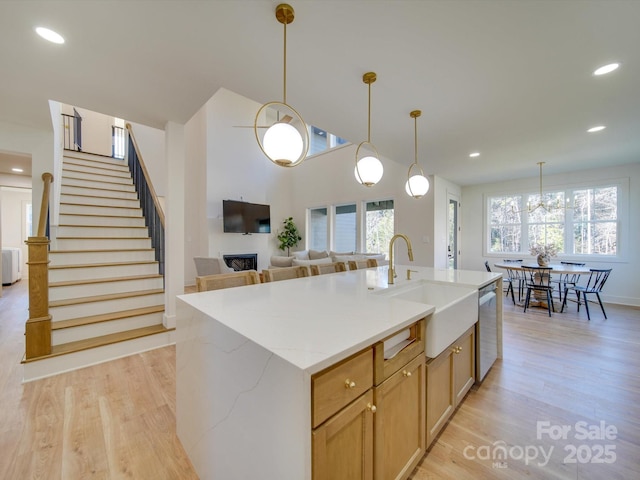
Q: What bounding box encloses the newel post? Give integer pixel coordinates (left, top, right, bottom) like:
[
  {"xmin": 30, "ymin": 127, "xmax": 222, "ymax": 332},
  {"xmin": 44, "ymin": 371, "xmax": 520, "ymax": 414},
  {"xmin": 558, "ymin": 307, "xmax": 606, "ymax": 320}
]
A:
[{"xmin": 25, "ymin": 172, "xmax": 53, "ymax": 359}]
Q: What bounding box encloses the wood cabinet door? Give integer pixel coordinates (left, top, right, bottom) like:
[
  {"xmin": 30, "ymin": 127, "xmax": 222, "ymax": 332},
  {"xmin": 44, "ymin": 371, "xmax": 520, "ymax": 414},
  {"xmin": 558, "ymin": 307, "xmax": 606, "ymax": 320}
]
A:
[
  {"xmin": 313, "ymin": 390, "xmax": 375, "ymax": 480},
  {"xmin": 425, "ymin": 348, "xmax": 454, "ymax": 447},
  {"xmin": 453, "ymin": 327, "xmax": 475, "ymax": 406},
  {"xmin": 374, "ymin": 355, "xmax": 425, "ymax": 480}
]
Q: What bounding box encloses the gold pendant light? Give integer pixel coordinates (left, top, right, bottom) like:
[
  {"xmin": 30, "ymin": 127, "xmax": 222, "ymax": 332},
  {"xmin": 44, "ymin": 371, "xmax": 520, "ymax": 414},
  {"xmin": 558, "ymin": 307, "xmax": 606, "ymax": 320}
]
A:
[
  {"xmin": 354, "ymin": 72, "xmax": 384, "ymax": 186},
  {"xmin": 405, "ymin": 110, "xmax": 430, "ymax": 198},
  {"xmin": 254, "ymin": 3, "xmax": 309, "ymax": 167}
]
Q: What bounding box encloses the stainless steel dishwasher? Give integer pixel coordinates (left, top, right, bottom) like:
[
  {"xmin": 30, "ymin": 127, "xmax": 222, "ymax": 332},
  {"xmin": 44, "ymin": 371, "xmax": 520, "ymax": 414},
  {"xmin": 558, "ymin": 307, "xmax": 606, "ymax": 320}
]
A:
[{"xmin": 477, "ymin": 281, "xmax": 498, "ymax": 382}]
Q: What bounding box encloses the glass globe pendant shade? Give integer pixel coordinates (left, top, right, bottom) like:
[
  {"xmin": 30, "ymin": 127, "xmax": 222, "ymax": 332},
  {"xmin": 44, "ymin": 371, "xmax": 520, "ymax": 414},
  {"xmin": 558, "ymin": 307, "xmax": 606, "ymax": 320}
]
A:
[
  {"xmin": 405, "ymin": 174, "xmax": 430, "ymax": 198},
  {"xmin": 263, "ymin": 122, "xmax": 304, "ymax": 166},
  {"xmin": 354, "ymin": 155, "xmax": 384, "ymax": 186}
]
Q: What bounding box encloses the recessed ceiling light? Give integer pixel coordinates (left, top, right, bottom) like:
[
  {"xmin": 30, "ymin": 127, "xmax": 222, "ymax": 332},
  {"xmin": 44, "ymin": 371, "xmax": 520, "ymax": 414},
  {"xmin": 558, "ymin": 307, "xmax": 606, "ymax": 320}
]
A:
[
  {"xmin": 587, "ymin": 125, "xmax": 606, "ymax": 133},
  {"xmin": 12, "ymin": 168, "xmax": 24, "ymax": 173},
  {"xmin": 469, "ymin": 152, "xmax": 480, "ymax": 158},
  {"xmin": 35, "ymin": 27, "xmax": 65, "ymax": 44},
  {"xmin": 593, "ymin": 63, "xmax": 619, "ymax": 76}
]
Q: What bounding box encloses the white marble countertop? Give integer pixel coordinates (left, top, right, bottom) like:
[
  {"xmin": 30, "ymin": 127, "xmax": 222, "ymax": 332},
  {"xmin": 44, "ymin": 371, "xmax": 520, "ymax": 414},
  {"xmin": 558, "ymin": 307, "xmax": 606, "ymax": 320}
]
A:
[{"xmin": 177, "ymin": 265, "xmax": 500, "ymax": 374}]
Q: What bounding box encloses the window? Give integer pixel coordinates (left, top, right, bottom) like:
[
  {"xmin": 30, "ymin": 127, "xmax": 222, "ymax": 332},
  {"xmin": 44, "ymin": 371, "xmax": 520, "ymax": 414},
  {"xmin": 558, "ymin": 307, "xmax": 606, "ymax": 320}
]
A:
[
  {"xmin": 365, "ymin": 200, "xmax": 394, "ymax": 254},
  {"xmin": 334, "ymin": 204, "xmax": 357, "ymax": 253},
  {"xmin": 486, "ymin": 182, "xmax": 622, "ymax": 258},
  {"xmin": 306, "ymin": 125, "xmax": 349, "ymax": 157},
  {"xmin": 572, "ymin": 186, "xmax": 617, "ymax": 255},
  {"xmin": 308, "ymin": 207, "xmax": 328, "ymax": 251}
]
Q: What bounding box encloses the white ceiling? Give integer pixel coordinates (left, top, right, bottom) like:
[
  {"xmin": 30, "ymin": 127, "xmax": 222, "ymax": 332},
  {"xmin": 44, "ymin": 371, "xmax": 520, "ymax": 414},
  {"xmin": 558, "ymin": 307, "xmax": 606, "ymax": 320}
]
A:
[{"xmin": 1, "ymin": 0, "xmax": 639, "ymax": 186}]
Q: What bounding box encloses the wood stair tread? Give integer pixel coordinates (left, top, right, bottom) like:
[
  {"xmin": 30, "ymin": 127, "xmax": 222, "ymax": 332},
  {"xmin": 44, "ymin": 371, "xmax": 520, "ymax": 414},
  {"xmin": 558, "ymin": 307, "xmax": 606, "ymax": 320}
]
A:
[
  {"xmin": 50, "ymin": 248, "xmax": 154, "ymax": 254},
  {"xmin": 50, "ymin": 288, "xmax": 164, "ymax": 307},
  {"xmin": 52, "ymin": 305, "xmax": 166, "ymax": 330},
  {"xmin": 54, "ymin": 236, "xmax": 151, "ymax": 240},
  {"xmin": 23, "ymin": 325, "xmax": 173, "ymax": 363},
  {"xmin": 49, "ymin": 260, "xmax": 158, "ymax": 270},
  {"xmin": 58, "ymin": 224, "xmax": 147, "ymax": 228},
  {"xmin": 59, "ymin": 213, "xmax": 142, "ymax": 219},
  {"xmin": 50, "ymin": 274, "xmax": 163, "ymax": 288}
]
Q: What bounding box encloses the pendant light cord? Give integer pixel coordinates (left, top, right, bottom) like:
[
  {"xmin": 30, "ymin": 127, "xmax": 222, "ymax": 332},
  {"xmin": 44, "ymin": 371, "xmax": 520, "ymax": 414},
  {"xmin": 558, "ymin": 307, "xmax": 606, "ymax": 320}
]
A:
[
  {"xmin": 367, "ymin": 81, "xmax": 372, "ymax": 142},
  {"xmin": 283, "ymin": 21, "xmax": 287, "ymax": 104},
  {"xmin": 414, "ymin": 115, "xmax": 418, "ymax": 165}
]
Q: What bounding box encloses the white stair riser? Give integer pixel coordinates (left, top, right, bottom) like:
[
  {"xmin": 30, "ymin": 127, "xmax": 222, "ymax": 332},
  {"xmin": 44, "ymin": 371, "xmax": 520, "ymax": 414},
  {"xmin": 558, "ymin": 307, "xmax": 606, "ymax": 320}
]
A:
[
  {"xmin": 50, "ymin": 263, "xmax": 159, "ymax": 282},
  {"xmin": 64, "ymin": 157, "xmax": 129, "ymax": 173},
  {"xmin": 56, "ymin": 225, "xmax": 149, "ymax": 237},
  {"xmin": 63, "ymin": 163, "xmax": 130, "ymax": 178},
  {"xmin": 54, "ymin": 237, "xmax": 152, "ymax": 250},
  {"xmin": 63, "ymin": 152, "xmax": 126, "ymax": 165},
  {"xmin": 60, "ymin": 203, "xmax": 142, "ymax": 217},
  {"xmin": 63, "ymin": 169, "xmax": 133, "ymax": 185},
  {"xmin": 23, "ymin": 331, "xmax": 175, "ymax": 382},
  {"xmin": 62, "ymin": 184, "xmax": 137, "ymax": 197},
  {"xmin": 58, "ymin": 214, "xmax": 146, "ymax": 227},
  {"xmin": 50, "ymin": 249, "xmax": 156, "ymax": 266},
  {"xmin": 50, "ymin": 277, "xmax": 164, "ymax": 301},
  {"xmin": 60, "ymin": 194, "xmax": 140, "ymax": 209},
  {"xmin": 61, "ymin": 177, "xmax": 134, "ymax": 190},
  {"xmin": 50, "ymin": 293, "xmax": 165, "ymax": 321},
  {"xmin": 51, "ymin": 312, "xmax": 165, "ymax": 346}
]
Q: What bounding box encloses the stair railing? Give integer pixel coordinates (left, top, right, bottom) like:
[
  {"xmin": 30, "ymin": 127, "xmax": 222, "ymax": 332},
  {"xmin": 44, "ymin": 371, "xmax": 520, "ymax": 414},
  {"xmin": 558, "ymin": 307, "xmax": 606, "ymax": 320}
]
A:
[
  {"xmin": 25, "ymin": 172, "xmax": 54, "ymax": 359},
  {"xmin": 125, "ymin": 124, "xmax": 165, "ymax": 277},
  {"xmin": 61, "ymin": 108, "xmax": 83, "ymax": 151}
]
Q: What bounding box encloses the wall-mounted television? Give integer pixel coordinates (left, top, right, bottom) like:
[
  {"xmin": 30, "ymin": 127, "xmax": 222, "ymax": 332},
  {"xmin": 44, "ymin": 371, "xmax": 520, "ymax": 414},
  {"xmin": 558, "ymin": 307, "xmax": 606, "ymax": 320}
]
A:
[{"xmin": 223, "ymin": 200, "xmax": 271, "ymax": 234}]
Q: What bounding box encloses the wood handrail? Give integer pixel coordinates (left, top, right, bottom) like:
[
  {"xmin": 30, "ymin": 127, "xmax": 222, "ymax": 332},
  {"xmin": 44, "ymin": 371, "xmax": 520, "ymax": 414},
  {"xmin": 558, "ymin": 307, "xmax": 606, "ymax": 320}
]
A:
[
  {"xmin": 37, "ymin": 172, "xmax": 53, "ymax": 236},
  {"xmin": 125, "ymin": 123, "xmax": 165, "ymax": 228}
]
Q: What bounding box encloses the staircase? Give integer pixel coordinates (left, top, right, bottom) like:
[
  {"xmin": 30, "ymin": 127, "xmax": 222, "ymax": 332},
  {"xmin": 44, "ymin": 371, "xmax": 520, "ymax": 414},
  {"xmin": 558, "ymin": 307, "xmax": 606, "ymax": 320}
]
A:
[{"xmin": 23, "ymin": 150, "xmax": 173, "ymax": 381}]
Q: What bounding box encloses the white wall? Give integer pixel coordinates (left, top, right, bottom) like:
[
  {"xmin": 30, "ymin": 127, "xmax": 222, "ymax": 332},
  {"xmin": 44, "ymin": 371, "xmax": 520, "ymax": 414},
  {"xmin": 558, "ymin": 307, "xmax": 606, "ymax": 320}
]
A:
[
  {"xmin": 461, "ymin": 162, "xmax": 640, "ymax": 306},
  {"xmin": 183, "ymin": 88, "xmax": 293, "ymax": 283}
]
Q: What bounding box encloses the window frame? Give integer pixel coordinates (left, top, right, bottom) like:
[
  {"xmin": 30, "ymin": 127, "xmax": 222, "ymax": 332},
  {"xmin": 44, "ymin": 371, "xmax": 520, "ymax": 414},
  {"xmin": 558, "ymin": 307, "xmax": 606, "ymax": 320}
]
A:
[{"xmin": 484, "ymin": 178, "xmax": 628, "ymax": 262}]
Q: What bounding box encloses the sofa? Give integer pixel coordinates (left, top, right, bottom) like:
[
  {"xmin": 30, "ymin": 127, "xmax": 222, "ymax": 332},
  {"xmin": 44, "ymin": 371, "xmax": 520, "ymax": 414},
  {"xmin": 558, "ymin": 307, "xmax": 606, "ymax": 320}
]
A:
[{"xmin": 269, "ymin": 249, "xmax": 388, "ymax": 269}]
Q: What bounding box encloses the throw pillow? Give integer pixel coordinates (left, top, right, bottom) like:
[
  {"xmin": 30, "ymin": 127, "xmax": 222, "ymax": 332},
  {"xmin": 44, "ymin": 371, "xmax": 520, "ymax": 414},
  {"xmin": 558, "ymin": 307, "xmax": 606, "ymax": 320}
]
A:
[
  {"xmin": 270, "ymin": 256, "xmax": 295, "ymax": 268},
  {"xmin": 309, "ymin": 249, "xmax": 329, "ymax": 260},
  {"xmin": 292, "ymin": 250, "xmax": 310, "ymax": 260}
]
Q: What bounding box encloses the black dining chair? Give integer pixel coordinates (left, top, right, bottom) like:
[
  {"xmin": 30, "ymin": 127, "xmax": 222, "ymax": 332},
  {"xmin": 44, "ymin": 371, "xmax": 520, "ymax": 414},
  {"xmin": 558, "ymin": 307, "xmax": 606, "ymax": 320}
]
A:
[
  {"xmin": 485, "ymin": 261, "xmax": 517, "ymax": 302},
  {"xmin": 550, "ymin": 262, "xmax": 586, "ymax": 303},
  {"xmin": 522, "ymin": 266, "xmax": 555, "ymax": 317},
  {"xmin": 561, "ymin": 268, "xmax": 612, "ymax": 320}
]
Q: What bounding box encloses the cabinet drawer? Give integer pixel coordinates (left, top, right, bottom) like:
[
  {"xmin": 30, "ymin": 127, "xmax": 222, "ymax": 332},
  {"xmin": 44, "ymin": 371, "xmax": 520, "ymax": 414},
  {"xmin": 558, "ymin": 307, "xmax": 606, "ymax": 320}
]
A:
[
  {"xmin": 312, "ymin": 348, "xmax": 373, "ymax": 428},
  {"xmin": 374, "ymin": 319, "xmax": 425, "ymax": 385}
]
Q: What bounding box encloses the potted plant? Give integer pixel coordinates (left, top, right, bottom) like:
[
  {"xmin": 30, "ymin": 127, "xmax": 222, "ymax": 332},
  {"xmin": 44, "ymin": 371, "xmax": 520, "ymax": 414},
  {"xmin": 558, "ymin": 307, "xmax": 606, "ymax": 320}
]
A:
[
  {"xmin": 529, "ymin": 243, "xmax": 558, "ymax": 266},
  {"xmin": 277, "ymin": 217, "xmax": 302, "ymax": 256}
]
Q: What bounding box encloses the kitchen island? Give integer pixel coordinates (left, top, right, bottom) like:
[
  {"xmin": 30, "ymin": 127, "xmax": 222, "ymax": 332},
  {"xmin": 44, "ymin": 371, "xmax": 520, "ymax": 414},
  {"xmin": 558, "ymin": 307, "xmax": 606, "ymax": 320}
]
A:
[{"xmin": 176, "ymin": 265, "xmax": 501, "ymax": 479}]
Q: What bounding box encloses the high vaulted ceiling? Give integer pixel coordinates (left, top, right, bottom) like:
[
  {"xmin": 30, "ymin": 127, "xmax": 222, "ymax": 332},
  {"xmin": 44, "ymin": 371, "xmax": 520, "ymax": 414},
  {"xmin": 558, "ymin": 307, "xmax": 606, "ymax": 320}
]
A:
[{"xmin": 1, "ymin": 0, "xmax": 639, "ymax": 185}]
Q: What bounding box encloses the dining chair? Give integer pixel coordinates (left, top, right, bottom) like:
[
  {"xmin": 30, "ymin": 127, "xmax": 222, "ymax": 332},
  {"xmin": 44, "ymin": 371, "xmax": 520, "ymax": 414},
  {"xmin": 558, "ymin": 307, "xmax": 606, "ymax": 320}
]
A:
[
  {"xmin": 310, "ymin": 261, "xmax": 347, "ymax": 276},
  {"xmin": 522, "ymin": 266, "xmax": 555, "ymax": 316},
  {"xmin": 550, "ymin": 261, "xmax": 586, "ymax": 303},
  {"xmin": 262, "ymin": 265, "xmax": 310, "ymax": 282},
  {"xmin": 484, "ymin": 261, "xmax": 491, "ymax": 272},
  {"xmin": 505, "ymin": 268, "xmax": 523, "ymax": 304},
  {"xmin": 196, "ymin": 270, "xmax": 261, "ymax": 292},
  {"xmin": 348, "ymin": 258, "xmax": 378, "ymax": 270},
  {"xmin": 561, "ymin": 268, "xmax": 612, "ymax": 320}
]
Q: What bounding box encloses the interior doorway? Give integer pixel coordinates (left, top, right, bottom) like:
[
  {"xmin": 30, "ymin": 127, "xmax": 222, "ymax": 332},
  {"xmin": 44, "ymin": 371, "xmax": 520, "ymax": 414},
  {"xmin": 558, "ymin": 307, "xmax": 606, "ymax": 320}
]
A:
[{"xmin": 448, "ymin": 195, "xmax": 459, "ymax": 269}]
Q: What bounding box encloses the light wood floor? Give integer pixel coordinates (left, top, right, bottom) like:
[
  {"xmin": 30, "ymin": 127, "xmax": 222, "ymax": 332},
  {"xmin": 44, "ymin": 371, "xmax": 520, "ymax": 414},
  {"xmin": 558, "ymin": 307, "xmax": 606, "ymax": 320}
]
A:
[{"xmin": 1, "ymin": 281, "xmax": 638, "ymax": 479}]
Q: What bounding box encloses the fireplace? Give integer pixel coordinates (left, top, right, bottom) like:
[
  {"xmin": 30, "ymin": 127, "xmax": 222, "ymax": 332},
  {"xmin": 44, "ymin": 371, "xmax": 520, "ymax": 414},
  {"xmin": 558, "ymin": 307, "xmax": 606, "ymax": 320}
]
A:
[{"xmin": 223, "ymin": 253, "xmax": 258, "ymax": 272}]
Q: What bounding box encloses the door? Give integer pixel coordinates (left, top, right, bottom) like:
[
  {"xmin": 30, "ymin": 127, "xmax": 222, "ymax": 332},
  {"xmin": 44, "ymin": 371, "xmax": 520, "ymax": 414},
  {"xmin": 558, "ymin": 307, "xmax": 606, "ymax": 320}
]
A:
[{"xmin": 447, "ymin": 195, "xmax": 459, "ymax": 269}]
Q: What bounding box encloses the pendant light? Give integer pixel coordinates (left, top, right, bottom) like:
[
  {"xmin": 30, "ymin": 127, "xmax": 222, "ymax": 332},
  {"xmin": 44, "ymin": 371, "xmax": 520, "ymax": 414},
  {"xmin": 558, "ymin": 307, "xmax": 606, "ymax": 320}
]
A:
[
  {"xmin": 405, "ymin": 110, "xmax": 430, "ymax": 198},
  {"xmin": 354, "ymin": 72, "xmax": 383, "ymax": 186},
  {"xmin": 254, "ymin": 3, "xmax": 309, "ymax": 167}
]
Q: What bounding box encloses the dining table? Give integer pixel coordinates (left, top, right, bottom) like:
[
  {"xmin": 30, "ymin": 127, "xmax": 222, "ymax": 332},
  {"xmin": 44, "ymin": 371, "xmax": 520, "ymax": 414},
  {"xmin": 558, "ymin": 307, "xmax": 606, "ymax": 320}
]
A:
[{"xmin": 493, "ymin": 261, "xmax": 591, "ymax": 311}]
